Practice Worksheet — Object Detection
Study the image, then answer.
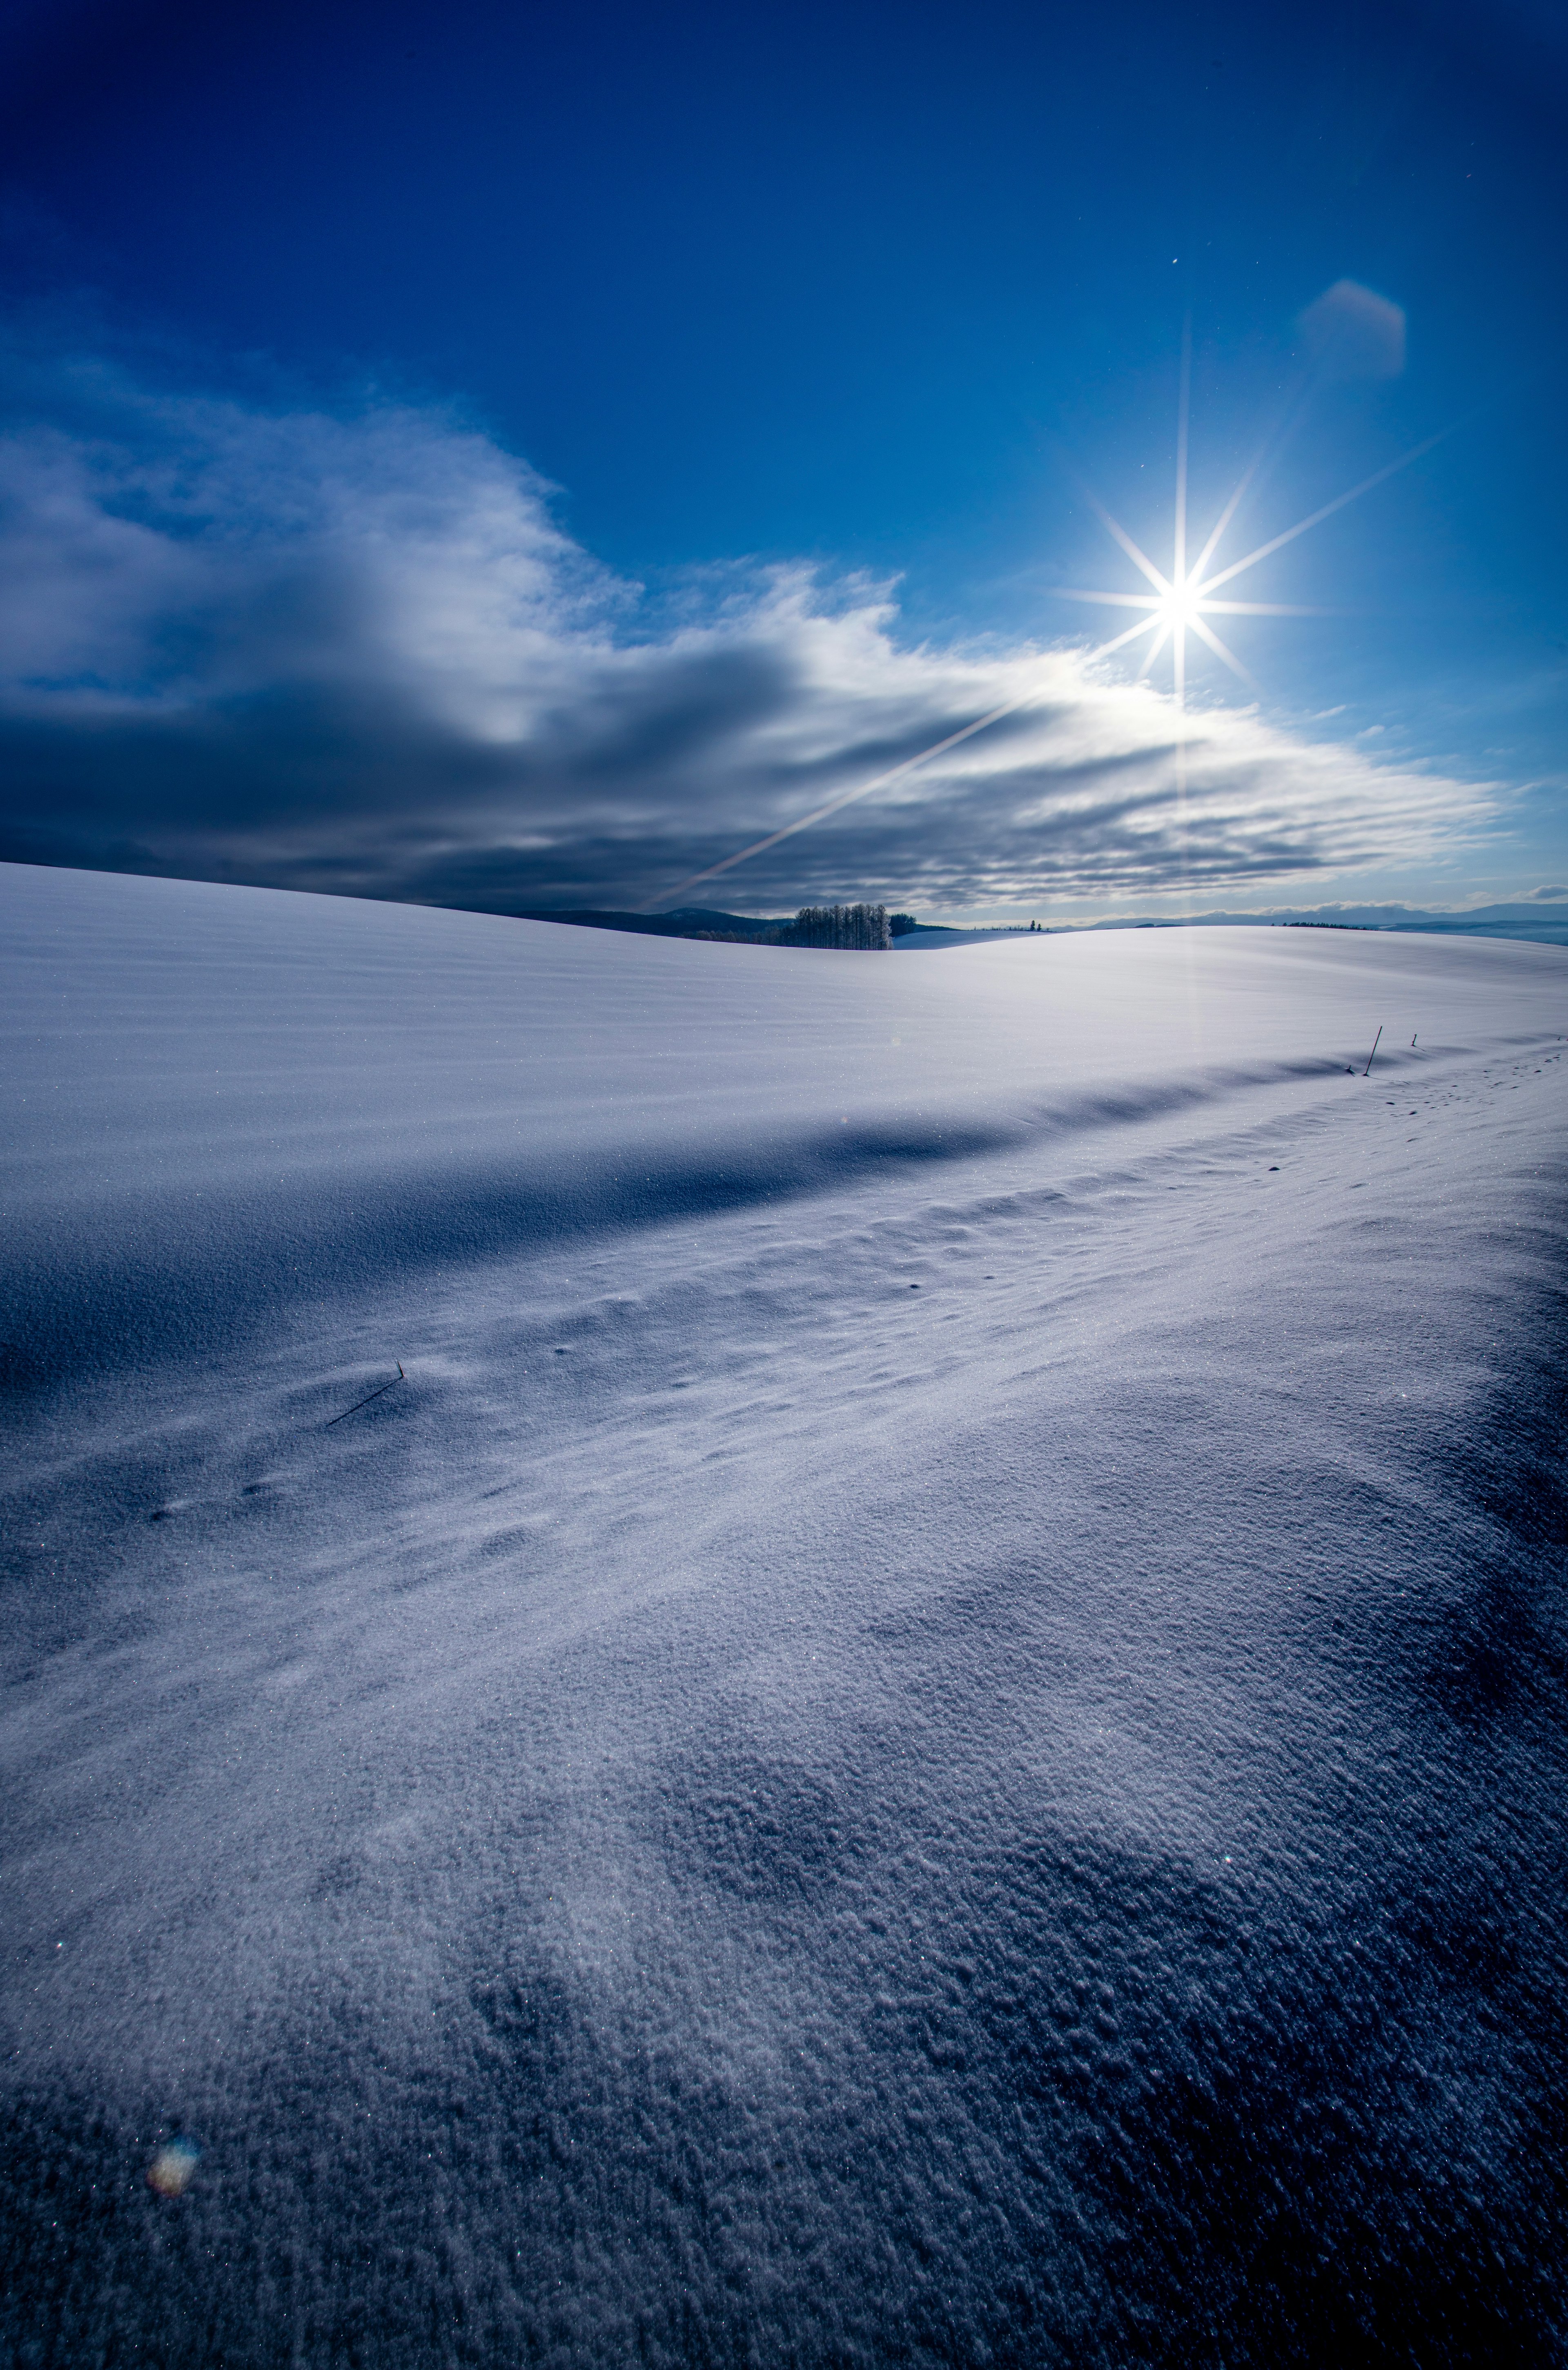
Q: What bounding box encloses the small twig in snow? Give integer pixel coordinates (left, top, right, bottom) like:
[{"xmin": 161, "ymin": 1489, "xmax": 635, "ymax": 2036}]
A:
[
  {"xmin": 324, "ymin": 1362, "xmax": 405, "ymax": 1427},
  {"xmin": 1363, "ymin": 1026, "xmax": 1383, "ymax": 1078}
]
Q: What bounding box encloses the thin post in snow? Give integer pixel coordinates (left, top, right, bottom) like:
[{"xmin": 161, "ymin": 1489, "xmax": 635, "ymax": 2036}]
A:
[
  {"xmin": 1363, "ymin": 1026, "xmax": 1383, "ymax": 1078},
  {"xmin": 324, "ymin": 1362, "xmax": 405, "ymax": 1427}
]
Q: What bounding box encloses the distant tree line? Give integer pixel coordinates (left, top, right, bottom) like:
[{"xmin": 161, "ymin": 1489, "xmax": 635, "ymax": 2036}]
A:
[
  {"xmin": 690, "ymin": 903, "xmax": 899, "ymax": 948},
  {"xmin": 526, "ymin": 904, "xmax": 1062, "ymax": 948},
  {"xmin": 771, "ymin": 903, "xmax": 893, "ymax": 949}
]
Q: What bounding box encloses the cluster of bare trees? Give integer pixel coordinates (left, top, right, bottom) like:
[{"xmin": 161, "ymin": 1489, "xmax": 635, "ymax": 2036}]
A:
[{"xmin": 771, "ymin": 904, "xmax": 892, "ymax": 950}]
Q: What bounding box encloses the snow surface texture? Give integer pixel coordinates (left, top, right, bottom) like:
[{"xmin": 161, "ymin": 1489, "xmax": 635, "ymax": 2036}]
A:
[{"xmin": 3, "ymin": 861, "xmax": 1567, "ymax": 2367}]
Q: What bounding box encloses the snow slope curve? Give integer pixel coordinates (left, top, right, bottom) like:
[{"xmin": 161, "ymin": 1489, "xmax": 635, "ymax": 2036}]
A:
[{"xmin": 2, "ymin": 863, "xmax": 1566, "ymax": 2364}]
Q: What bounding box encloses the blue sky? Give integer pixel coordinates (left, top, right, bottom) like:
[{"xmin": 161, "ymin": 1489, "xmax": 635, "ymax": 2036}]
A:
[{"xmin": 1, "ymin": 0, "xmax": 1565, "ymax": 919}]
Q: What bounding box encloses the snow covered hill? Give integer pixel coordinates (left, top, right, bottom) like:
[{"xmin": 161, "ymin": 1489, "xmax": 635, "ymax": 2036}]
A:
[{"xmin": 3, "ymin": 862, "xmax": 1567, "ymax": 2365}]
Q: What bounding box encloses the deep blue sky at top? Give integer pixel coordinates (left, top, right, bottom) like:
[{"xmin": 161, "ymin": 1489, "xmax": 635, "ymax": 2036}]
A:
[{"xmin": 1, "ymin": 0, "xmax": 1566, "ymax": 907}]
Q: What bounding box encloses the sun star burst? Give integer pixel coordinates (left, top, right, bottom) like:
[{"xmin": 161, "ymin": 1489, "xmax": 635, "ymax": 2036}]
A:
[{"xmin": 1053, "ymin": 335, "xmax": 1448, "ymax": 711}]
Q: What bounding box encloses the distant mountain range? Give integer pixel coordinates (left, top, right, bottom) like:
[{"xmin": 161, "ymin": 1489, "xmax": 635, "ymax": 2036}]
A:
[{"xmin": 1079, "ymin": 902, "xmax": 1568, "ymax": 950}]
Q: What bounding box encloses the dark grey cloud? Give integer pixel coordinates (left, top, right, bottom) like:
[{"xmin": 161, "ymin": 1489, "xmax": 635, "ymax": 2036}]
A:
[{"xmin": 0, "ymin": 350, "xmax": 1497, "ymax": 914}]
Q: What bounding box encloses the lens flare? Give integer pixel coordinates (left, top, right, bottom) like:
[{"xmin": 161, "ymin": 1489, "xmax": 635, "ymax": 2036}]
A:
[{"xmin": 146, "ymin": 2139, "xmax": 201, "ymax": 2197}]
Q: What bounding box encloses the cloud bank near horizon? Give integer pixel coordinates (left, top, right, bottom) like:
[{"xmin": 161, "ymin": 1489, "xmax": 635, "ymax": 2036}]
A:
[{"xmin": 0, "ymin": 351, "xmax": 1499, "ymax": 916}]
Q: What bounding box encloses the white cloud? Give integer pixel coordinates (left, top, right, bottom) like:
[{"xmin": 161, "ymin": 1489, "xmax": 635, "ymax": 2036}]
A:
[{"xmin": 0, "ymin": 352, "xmax": 1498, "ymax": 913}]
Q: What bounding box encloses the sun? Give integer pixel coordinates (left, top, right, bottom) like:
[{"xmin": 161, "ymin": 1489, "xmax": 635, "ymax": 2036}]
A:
[
  {"xmin": 1156, "ymin": 581, "xmax": 1203, "ymax": 630},
  {"xmin": 1052, "ymin": 336, "xmax": 1446, "ymax": 710}
]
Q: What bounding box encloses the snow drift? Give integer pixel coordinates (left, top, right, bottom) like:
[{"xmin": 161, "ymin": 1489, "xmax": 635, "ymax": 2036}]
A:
[{"xmin": 2, "ymin": 862, "xmax": 1566, "ymax": 2365}]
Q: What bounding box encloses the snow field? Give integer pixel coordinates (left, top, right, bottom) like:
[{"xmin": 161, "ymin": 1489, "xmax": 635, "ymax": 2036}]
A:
[{"xmin": 2, "ymin": 863, "xmax": 1567, "ymax": 2365}]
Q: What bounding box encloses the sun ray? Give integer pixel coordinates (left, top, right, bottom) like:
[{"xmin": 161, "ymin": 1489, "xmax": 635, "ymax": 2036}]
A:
[
  {"xmin": 1136, "ymin": 619, "xmax": 1172, "ymax": 678},
  {"xmin": 1187, "ymin": 611, "xmax": 1258, "ymax": 690},
  {"xmin": 647, "ymin": 684, "xmax": 1047, "ymax": 905},
  {"xmin": 1046, "ymin": 587, "xmax": 1163, "ymax": 609},
  {"xmin": 1196, "ymin": 598, "xmax": 1339, "ymax": 616},
  {"xmin": 1081, "ymin": 490, "xmax": 1171, "ymax": 595},
  {"xmin": 1174, "ymin": 320, "xmax": 1191, "ymax": 592},
  {"xmin": 1094, "ymin": 610, "xmax": 1168, "ymax": 658},
  {"xmin": 1198, "ymin": 425, "xmax": 1452, "ymax": 595},
  {"xmin": 1186, "ymin": 368, "xmax": 1326, "ymax": 585},
  {"xmin": 1187, "ymin": 453, "xmax": 1261, "ymax": 587}
]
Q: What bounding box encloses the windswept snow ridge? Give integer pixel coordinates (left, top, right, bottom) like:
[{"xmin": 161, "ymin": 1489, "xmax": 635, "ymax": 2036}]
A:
[{"xmin": 2, "ymin": 863, "xmax": 1566, "ymax": 2365}]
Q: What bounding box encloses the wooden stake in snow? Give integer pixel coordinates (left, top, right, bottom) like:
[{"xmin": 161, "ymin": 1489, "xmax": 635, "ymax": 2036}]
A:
[
  {"xmin": 325, "ymin": 1362, "xmax": 405, "ymax": 1426},
  {"xmin": 1363, "ymin": 1026, "xmax": 1383, "ymax": 1078}
]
